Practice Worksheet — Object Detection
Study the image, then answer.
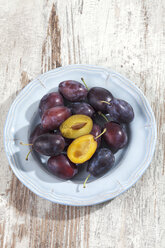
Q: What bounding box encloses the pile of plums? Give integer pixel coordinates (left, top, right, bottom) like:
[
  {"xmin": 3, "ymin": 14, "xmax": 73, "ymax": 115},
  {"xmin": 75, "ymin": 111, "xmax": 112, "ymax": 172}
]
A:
[{"xmin": 25, "ymin": 79, "xmax": 134, "ymax": 187}]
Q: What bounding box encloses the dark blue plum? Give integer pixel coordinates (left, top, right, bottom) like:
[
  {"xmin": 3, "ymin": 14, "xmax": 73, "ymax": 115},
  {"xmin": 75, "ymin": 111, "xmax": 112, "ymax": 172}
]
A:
[
  {"xmin": 47, "ymin": 154, "xmax": 78, "ymax": 179},
  {"xmin": 88, "ymin": 148, "xmax": 115, "ymax": 177},
  {"xmin": 29, "ymin": 124, "xmax": 51, "ymax": 144},
  {"xmin": 106, "ymin": 98, "xmax": 134, "ymax": 123},
  {"xmin": 87, "ymin": 87, "xmax": 113, "ymax": 112},
  {"xmin": 70, "ymin": 102, "xmax": 95, "ymax": 117},
  {"xmin": 34, "ymin": 134, "xmax": 65, "ymax": 156},
  {"xmin": 41, "ymin": 106, "xmax": 71, "ymax": 130},
  {"xmin": 59, "ymin": 80, "xmax": 88, "ymax": 102},
  {"xmin": 103, "ymin": 122, "xmax": 128, "ymax": 152},
  {"xmin": 39, "ymin": 92, "xmax": 64, "ymax": 117}
]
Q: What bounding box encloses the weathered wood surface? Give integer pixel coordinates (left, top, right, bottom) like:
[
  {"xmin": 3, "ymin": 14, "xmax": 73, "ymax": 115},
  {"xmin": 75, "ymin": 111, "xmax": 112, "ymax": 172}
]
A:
[{"xmin": 0, "ymin": 0, "xmax": 164, "ymax": 247}]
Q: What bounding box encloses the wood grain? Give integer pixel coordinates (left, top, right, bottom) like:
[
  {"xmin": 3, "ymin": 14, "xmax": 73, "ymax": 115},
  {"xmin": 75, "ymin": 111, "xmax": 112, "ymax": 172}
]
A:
[{"xmin": 0, "ymin": 0, "xmax": 164, "ymax": 247}]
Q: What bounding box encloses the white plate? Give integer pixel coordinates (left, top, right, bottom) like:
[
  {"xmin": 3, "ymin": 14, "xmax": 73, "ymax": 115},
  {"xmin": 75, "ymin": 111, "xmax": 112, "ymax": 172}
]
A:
[{"xmin": 4, "ymin": 65, "xmax": 157, "ymax": 206}]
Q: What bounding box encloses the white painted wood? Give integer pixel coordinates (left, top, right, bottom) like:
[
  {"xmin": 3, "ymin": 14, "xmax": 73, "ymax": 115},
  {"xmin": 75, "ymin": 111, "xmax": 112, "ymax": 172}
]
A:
[{"xmin": 0, "ymin": 0, "xmax": 164, "ymax": 247}]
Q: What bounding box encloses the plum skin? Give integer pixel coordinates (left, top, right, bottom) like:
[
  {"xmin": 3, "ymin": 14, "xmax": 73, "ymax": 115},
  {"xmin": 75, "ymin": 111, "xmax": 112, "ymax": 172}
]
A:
[
  {"xmin": 47, "ymin": 154, "xmax": 78, "ymax": 179},
  {"xmin": 88, "ymin": 148, "xmax": 115, "ymax": 177}
]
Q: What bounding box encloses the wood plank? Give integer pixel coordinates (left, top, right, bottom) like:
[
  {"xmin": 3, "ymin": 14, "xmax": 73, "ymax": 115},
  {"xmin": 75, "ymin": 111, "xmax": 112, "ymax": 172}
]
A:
[{"xmin": 0, "ymin": 0, "xmax": 164, "ymax": 247}]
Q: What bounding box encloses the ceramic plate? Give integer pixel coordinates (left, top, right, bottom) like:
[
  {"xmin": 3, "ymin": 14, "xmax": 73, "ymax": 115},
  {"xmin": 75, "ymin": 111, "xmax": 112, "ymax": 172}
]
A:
[{"xmin": 4, "ymin": 65, "xmax": 157, "ymax": 206}]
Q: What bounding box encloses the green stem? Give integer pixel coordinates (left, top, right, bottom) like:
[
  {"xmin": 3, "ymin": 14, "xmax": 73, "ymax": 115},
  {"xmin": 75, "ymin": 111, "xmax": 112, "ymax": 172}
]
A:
[
  {"xmin": 95, "ymin": 128, "xmax": 106, "ymax": 140},
  {"xmin": 81, "ymin": 78, "xmax": 89, "ymax": 91},
  {"xmin": 25, "ymin": 149, "xmax": 33, "ymax": 161},
  {"xmin": 20, "ymin": 142, "xmax": 33, "ymax": 146},
  {"xmin": 98, "ymin": 112, "xmax": 109, "ymax": 122},
  {"xmin": 100, "ymin": 100, "xmax": 111, "ymax": 105},
  {"xmin": 83, "ymin": 174, "xmax": 91, "ymax": 188}
]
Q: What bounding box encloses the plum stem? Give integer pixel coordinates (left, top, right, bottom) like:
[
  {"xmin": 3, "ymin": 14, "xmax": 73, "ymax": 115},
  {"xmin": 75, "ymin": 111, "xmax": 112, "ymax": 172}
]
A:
[
  {"xmin": 83, "ymin": 174, "xmax": 91, "ymax": 188},
  {"xmin": 20, "ymin": 142, "xmax": 33, "ymax": 146},
  {"xmin": 95, "ymin": 128, "xmax": 106, "ymax": 140},
  {"xmin": 98, "ymin": 111, "xmax": 109, "ymax": 122},
  {"xmin": 100, "ymin": 100, "xmax": 111, "ymax": 105},
  {"xmin": 81, "ymin": 78, "xmax": 89, "ymax": 91},
  {"xmin": 26, "ymin": 149, "xmax": 33, "ymax": 161}
]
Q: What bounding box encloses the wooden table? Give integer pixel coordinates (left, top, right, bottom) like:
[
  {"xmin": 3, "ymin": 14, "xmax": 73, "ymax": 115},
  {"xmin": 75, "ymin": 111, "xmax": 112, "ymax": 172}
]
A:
[{"xmin": 0, "ymin": 1, "xmax": 164, "ymax": 247}]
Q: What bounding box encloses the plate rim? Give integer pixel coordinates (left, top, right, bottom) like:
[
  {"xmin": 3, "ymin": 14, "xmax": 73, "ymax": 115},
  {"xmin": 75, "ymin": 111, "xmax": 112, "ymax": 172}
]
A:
[{"xmin": 3, "ymin": 64, "xmax": 157, "ymax": 206}]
